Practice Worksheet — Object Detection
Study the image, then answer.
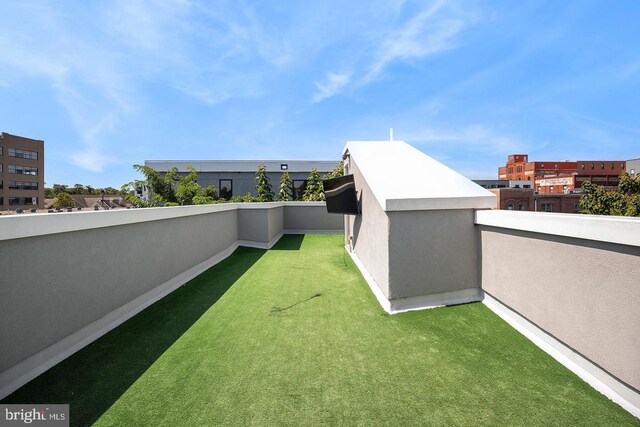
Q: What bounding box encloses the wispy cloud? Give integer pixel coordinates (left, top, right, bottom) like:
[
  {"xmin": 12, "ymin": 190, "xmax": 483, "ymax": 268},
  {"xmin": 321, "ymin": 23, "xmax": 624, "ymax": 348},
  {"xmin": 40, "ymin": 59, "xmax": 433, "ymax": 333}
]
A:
[
  {"xmin": 311, "ymin": 0, "xmax": 469, "ymax": 102},
  {"xmin": 363, "ymin": 0, "xmax": 463, "ymax": 84},
  {"xmin": 311, "ymin": 71, "xmax": 352, "ymax": 103},
  {"xmin": 407, "ymin": 124, "xmax": 528, "ymax": 154}
]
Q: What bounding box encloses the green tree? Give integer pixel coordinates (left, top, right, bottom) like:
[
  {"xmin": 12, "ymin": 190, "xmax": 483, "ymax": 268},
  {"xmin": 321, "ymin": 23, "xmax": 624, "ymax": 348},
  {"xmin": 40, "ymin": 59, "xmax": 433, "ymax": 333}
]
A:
[
  {"xmin": 322, "ymin": 161, "xmax": 344, "ymax": 180},
  {"xmin": 72, "ymin": 183, "xmax": 85, "ymax": 195},
  {"xmin": 53, "ymin": 192, "xmax": 74, "ymax": 208},
  {"xmin": 175, "ymin": 167, "xmax": 202, "ymax": 206},
  {"xmin": 303, "ymin": 168, "xmax": 325, "ymax": 201},
  {"xmin": 579, "ymin": 172, "xmax": 640, "ymax": 216},
  {"xmin": 52, "ymin": 184, "xmax": 69, "ymax": 195},
  {"xmin": 277, "ymin": 171, "xmax": 293, "ymax": 201},
  {"xmin": 255, "ymin": 163, "xmax": 274, "ymax": 202},
  {"xmin": 132, "ymin": 164, "xmax": 179, "ymax": 205}
]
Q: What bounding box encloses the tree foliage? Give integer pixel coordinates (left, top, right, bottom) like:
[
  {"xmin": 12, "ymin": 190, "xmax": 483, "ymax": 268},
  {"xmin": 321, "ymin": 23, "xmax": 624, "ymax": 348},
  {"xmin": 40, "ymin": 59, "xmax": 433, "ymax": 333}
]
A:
[
  {"xmin": 125, "ymin": 164, "xmax": 219, "ymax": 207},
  {"xmin": 53, "ymin": 192, "xmax": 74, "ymax": 208},
  {"xmin": 277, "ymin": 171, "xmax": 293, "ymax": 201},
  {"xmin": 579, "ymin": 172, "xmax": 640, "ymax": 216},
  {"xmin": 303, "ymin": 168, "xmax": 325, "ymax": 201},
  {"xmin": 322, "ymin": 161, "xmax": 344, "ymax": 180},
  {"xmin": 255, "ymin": 163, "xmax": 274, "ymax": 202}
]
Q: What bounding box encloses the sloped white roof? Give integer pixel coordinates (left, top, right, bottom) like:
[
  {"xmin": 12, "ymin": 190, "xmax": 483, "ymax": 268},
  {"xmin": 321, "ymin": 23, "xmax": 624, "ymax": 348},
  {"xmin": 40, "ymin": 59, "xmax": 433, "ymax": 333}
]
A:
[{"xmin": 343, "ymin": 140, "xmax": 496, "ymax": 211}]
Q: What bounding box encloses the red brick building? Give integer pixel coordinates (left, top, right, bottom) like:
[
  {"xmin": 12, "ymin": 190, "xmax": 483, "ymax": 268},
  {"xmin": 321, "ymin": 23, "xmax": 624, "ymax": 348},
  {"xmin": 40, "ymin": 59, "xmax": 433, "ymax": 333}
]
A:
[{"xmin": 499, "ymin": 155, "xmax": 626, "ymax": 194}]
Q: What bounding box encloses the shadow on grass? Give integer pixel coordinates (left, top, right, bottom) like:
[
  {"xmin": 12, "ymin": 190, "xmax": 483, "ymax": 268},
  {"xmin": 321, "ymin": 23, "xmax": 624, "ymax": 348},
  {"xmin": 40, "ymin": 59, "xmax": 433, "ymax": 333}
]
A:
[
  {"xmin": 1, "ymin": 246, "xmax": 265, "ymax": 427},
  {"xmin": 270, "ymin": 233, "xmax": 304, "ymax": 250}
]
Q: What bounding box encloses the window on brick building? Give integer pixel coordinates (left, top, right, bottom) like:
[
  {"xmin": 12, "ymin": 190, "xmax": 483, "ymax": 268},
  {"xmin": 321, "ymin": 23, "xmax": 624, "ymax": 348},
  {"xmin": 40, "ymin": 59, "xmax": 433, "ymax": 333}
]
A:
[
  {"xmin": 601, "ymin": 163, "xmax": 604, "ymax": 169},
  {"xmin": 542, "ymin": 203, "xmax": 553, "ymax": 212},
  {"xmin": 518, "ymin": 203, "xmax": 525, "ymax": 211},
  {"xmin": 591, "ymin": 163, "xmax": 594, "ymax": 169},
  {"xmin": 506, "ymin": 203, "xmax": 514, "ymax": 210}
]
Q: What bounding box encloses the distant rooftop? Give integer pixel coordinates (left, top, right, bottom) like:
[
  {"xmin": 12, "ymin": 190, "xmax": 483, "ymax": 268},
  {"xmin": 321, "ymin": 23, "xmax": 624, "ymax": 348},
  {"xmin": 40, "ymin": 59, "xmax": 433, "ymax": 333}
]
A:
[{"xmin": 144, "ymin": 160, "xmax": 338, "ymax": 173}]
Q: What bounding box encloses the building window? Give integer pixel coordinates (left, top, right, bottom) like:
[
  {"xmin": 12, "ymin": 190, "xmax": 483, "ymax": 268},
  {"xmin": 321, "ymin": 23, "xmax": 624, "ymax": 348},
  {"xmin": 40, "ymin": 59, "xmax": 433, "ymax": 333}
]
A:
[
  {"xmin": 0, "ymin": 146, "xmax": 2, "ymax": 155},
  {"xmin": 0, "ymin": 180, "xmax": 2, "ymax": 189},
  {"xmin": 591, "ymin": 163, "xmax": 594, "ymax": 169},
  {"xmin": 219, "ymin": 179, "xmax": 232, "ymax": 199},
  {"xmin": 506, "ymin": 203, "xmax": 514, "ymax": 210},
  {"xmin": 542, "ymin": 203, "xmax": 553, "ymax": 212},
  {"xmin": 541, "ymin": 164, "xmax": 545, "ymax": 169},
  {"xmin": 601, "ymin": 163, "xmax": 604, "ymax": 170},
  {"xmin": 554, "ymin": 164, "xmax": 558, "ymax": 169},
  {"xmin": 0, "ymin": 164, "xmax": 2, "ymax": 173},
  {"xmin": 0, "ymin": 197, "xmax": 3, "ymax": 205},
  {"xmin": 518, "ymin": 203, "xmax": 525, "ymax": 211},
  {"xmin": 549, "ymin": 186, "xmax": 554, "ymax": 193},
  {"xmin": 9, "ymin": 197, "xmax": 38, "ymax": 205},
  {"xmin": 8, "ymin": 148, "xmax": 38, "ymax": 160},
  {"xmin": 8, "ymin": 165, "xmax": 38, "ymax": 175},
  {"xmin": 611, "ymin": 163, "xmax": 615, "ymax": 170},
  {"xmin": 280, "ymin": 164, "xmax": 288, "ymax": 170},
  {"xmin": 292, "ymin": 180, "xmax": 307, "ymax": 200},
  {"xmin": 516, "ymin": 166, "xmax": 522, "ymax": 172},
  {"xmin": 9, "ymin": 181, "xmax": 38, "ymax": 190},
  {"xmin": 631, "ymin": 168, "xmax": 636, "ymax": 176},
  {"xmin": 581, "ymin": 163, "xmax": 585, "ymax": 170}
]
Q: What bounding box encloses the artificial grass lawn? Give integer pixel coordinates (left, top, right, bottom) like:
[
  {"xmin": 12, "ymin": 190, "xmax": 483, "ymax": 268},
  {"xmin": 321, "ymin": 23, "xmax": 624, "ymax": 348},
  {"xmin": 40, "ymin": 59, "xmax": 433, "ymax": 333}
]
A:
[{"xmin": 3, "ymin": 234, "xmax": 637, "ymax": 426}]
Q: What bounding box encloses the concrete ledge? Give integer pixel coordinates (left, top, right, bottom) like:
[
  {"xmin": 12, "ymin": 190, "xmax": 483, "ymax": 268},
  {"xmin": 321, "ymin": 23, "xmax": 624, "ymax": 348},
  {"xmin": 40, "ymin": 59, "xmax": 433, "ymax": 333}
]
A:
[
  {"xmin": 483, "ymin": 292, "xmax": 640, "ymax": 419},
  {"xmin": 0, "ymin": 242, "xmax": 239, "ymax": 400},
  {"xmin": 475, "ymin": 210, "xmax": 640, "ymax": 247},
  {"xmin": 286, "ymin": 229, "xmax": 343, "ymax": 235},
  {"xmin": 347, "ymin": 246, "xmax": 481, "ymax": 314},
  {"xmin": 238, "ymin": 232, "xmax": 284, "ymax": 250},
  {"xmin": 388, "ymin": 288, "xmax": 482, "ymax": 314},
  {"xmin": 0, "ymin": 202, "xmax": 337, "ymax": 241}
]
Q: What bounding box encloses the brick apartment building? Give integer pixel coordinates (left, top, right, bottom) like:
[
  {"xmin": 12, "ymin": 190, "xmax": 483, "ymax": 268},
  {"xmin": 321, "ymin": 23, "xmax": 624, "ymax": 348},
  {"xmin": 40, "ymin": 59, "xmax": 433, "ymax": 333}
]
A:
[
  {"xmin": 499, "ymin": 154, "xmax": 626, "ymax": 194},
  {"xmin": 0, "ymin": 132, "xmax": 45, "ymax": 211}
]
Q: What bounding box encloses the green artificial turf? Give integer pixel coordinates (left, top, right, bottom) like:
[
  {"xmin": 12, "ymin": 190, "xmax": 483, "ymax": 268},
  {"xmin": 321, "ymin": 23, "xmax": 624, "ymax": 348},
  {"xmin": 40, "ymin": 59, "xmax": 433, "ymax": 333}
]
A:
[{"xmin": 3, "ymin": 234, "xmax": 638, "ymax": 426}]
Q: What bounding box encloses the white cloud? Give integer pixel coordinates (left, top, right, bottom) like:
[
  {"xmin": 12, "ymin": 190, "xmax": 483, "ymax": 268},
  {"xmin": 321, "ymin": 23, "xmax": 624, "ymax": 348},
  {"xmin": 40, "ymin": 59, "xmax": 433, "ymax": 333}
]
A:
[
  {"xmin": 363, "ymin": 1, "xmax": 463, "ymax": 84},
  {"xmin": 406, "ymin": 124, "xmax": 528, "ymax": 154},
  {"xmin": 311, "ymin": 71, "xmax": 352, "ymax": 103},
  {"xmin": 311, "ymin": 0, "xmax": 469, "ymax": 102}
]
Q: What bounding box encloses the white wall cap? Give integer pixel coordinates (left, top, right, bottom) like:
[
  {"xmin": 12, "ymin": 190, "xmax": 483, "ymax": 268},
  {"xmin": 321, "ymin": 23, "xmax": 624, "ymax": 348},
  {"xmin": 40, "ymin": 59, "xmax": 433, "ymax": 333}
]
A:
[
  {"xmin": 0, "ymin": 202, "xmax": 327, "ymax": 241},
  {"xmin": 144, "ymin": 160, "xmax": 337, "ymax": 173},
  {"xmin": 475, "ymin": 210, "xmax": 640, "ymax": 247},
  {"xmin": 343, "ymin": 140, "xmax": 496, "ymax": 211}
]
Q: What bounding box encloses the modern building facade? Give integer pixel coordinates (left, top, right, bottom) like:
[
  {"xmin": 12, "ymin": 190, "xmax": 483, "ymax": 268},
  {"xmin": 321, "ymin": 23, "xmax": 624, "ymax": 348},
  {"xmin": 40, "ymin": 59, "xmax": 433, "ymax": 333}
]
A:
[
  {"xmin": 499, "ymin": 154, "xmax": 626, "ymax": 194},
  {"xmin": 144, "ymin": 160, "xmax": 338, "ymax": 199},
  {"xmin": 489, "ymin": 188, "xmax": 581, "ymax": 213},
  {"xmin": 474, "ymin": 179, "xmax": 532, "ymax": 190},
  {"xmin": 0, "ymin": 133, "xmax": 45, "ymax": 211}
]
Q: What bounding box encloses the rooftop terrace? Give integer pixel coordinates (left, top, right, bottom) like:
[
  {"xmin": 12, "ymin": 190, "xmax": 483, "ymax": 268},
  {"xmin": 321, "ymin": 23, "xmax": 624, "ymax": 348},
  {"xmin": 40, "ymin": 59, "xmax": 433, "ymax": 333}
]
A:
[{"xmin": 3, "ymin": 235, "xmax": 636, "ymax": 426}]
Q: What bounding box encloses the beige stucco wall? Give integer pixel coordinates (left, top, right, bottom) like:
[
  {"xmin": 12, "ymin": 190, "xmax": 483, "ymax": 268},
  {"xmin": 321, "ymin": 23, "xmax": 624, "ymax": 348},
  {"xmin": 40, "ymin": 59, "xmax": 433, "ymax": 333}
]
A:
[
  {"xmin": 388, "ymin": 209, "xmax": 479, "ymax": 299},
  {"xmin": 479, "ymin": 226, "xmax": 640, "ymax": 391},
  {"xmin": 284, "ymin": 204, "xmax": 343, "ymax": 231},
  {"xmin": 0, "ymin": 209, "xmax": 238, "ymax": 372},
  {"xmin": 238, "ymin": 207, "xmax": 283, "ymax": 244},
  {"xmin": 345, "ymin": 159, "xmax": 390, "ymax": 296}
]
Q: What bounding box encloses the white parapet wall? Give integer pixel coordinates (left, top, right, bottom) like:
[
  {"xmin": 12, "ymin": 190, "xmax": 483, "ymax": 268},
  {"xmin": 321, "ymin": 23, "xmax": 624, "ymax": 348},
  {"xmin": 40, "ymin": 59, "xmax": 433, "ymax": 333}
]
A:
[
  {"xmin": 476, "ymin": 210, "xmax": 640, "ymax": 417},
  {"xmin": 0, "ymin": 202, "xmax": 342, "ymax": 399}
]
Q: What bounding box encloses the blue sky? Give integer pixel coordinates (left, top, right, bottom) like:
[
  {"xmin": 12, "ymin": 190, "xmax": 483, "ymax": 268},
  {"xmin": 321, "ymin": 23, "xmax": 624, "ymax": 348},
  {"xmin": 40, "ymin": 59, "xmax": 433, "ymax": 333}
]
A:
[{"xmin": 1, "ymin": 0, "xmax": 639, "ymax": 188}]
